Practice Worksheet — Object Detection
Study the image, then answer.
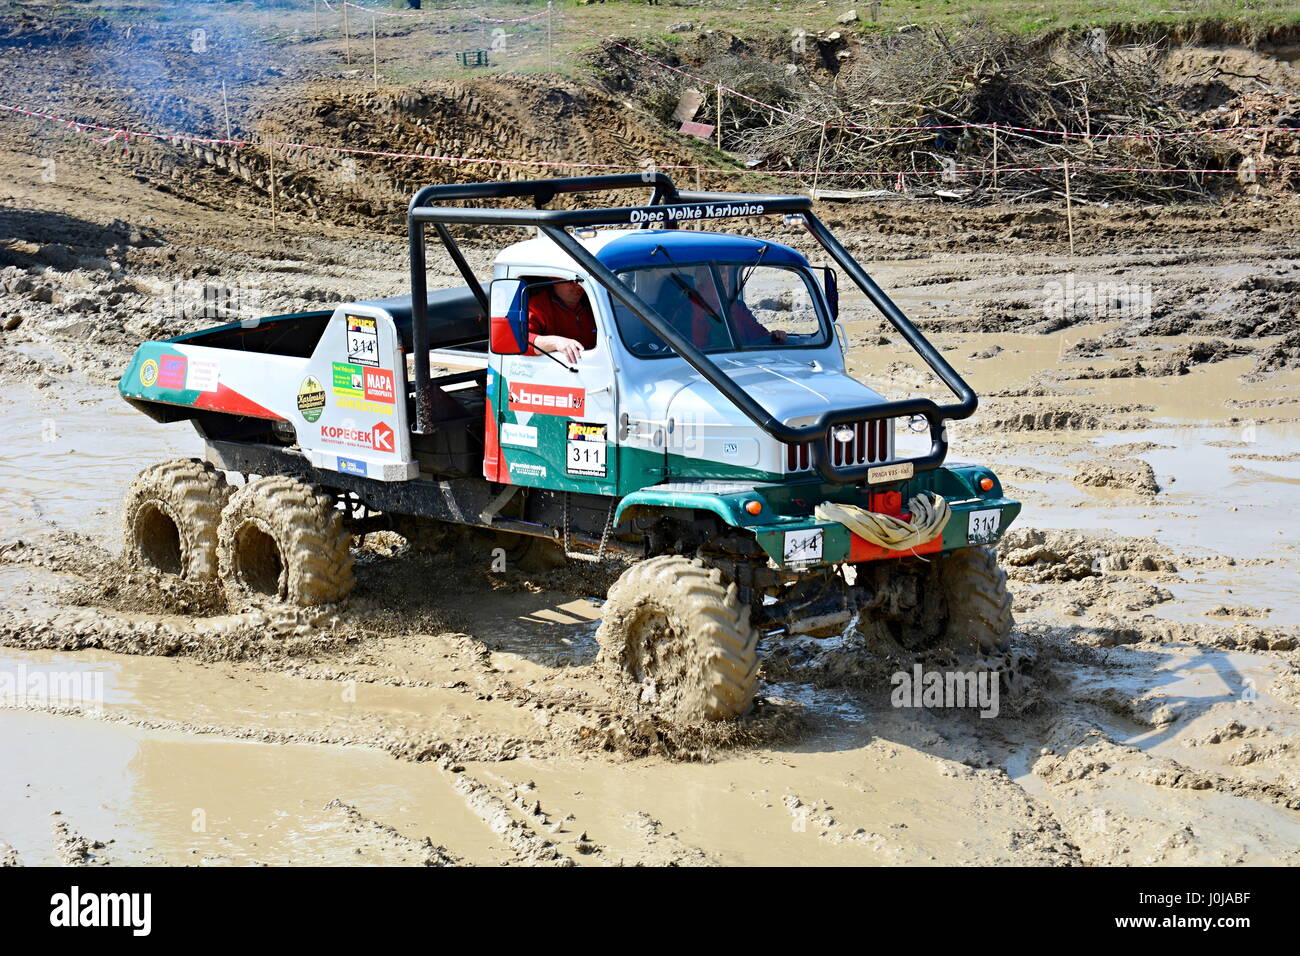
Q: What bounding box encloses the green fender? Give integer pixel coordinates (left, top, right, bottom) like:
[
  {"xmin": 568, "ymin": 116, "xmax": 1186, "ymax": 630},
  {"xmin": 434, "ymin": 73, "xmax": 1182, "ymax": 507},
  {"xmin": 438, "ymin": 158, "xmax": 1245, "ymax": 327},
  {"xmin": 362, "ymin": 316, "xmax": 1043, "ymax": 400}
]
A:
[{"xmin": 613, "ymin": 486, "xmax": 782, "ymax": 529}]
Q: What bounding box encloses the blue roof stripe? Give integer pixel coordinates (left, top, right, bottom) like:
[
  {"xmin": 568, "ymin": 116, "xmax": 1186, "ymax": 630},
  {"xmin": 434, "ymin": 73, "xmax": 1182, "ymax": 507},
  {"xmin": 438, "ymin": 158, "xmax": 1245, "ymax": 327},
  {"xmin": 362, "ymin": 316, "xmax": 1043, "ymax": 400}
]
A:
[{"xmin": 594, "ymin": 230, "xmax": 808, "ymax": 272}]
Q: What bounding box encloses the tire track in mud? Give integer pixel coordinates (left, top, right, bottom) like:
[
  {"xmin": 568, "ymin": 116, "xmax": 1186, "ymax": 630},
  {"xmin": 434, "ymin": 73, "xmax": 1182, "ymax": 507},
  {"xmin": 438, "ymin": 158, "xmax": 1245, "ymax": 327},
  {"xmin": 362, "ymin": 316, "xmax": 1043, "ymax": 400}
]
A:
[
  {"xmin": 1035, "ymin": 714, "xmax": 1300, "ymax": 812},
  {"xmin": 51, "ymin": 813, "xmax": 112, "ymax": 867},
  {"xmin": 447, "ymin": 771, "xmax": 585, "ymax": 867},
  {"xmin": 324, "ymin": 799, "xmax": 463, "ymax": 867}
]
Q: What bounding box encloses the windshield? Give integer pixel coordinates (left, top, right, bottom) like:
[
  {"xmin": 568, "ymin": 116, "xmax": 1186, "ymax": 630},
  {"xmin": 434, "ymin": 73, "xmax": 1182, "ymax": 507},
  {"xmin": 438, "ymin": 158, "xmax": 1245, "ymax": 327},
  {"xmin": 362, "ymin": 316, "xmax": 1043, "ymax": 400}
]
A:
[{"xmin": 611, "ymin": 262, "xmax": 830, "ymax": 358}]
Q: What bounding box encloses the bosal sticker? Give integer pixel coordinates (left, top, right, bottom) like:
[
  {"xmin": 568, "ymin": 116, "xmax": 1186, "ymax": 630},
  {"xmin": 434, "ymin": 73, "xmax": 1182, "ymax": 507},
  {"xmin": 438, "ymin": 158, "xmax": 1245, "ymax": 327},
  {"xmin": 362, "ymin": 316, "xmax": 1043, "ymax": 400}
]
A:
[{"xmin": 508, "ymin": 383, "xmax": 584, "ymax": 416}]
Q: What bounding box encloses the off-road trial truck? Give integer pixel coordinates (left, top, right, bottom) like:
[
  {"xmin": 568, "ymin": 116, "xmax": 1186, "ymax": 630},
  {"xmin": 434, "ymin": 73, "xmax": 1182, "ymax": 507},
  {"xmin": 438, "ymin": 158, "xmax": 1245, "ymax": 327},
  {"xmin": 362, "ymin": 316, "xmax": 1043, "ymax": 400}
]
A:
[{"xmin": 118, "ymin": 174, "xmax": 1020, "ymax": 723}]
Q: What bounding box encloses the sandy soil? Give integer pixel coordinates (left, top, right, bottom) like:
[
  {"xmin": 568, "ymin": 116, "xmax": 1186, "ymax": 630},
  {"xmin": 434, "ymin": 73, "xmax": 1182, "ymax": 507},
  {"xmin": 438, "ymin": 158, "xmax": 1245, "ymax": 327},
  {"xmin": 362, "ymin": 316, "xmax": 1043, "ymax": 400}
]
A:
[{"xmin": 1, "ymin": 5, "xmax": 1298, "ymax": 867}]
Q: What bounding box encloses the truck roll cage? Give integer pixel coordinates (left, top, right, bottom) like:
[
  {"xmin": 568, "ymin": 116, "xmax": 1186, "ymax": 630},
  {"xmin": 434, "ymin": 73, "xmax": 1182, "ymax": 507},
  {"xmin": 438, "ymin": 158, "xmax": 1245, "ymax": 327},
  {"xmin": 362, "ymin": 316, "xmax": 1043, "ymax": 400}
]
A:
[{"xmin": 406, "ymin": 174, "xmax": 978, "ymax": 485}]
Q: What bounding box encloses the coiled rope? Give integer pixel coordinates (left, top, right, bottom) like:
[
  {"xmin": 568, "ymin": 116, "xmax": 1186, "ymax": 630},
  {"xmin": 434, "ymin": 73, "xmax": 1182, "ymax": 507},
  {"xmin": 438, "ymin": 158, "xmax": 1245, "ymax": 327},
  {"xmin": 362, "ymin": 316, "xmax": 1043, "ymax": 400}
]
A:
[{"xmin": 814, "ymin": 493, "xmax": 951, "ymax": 551}]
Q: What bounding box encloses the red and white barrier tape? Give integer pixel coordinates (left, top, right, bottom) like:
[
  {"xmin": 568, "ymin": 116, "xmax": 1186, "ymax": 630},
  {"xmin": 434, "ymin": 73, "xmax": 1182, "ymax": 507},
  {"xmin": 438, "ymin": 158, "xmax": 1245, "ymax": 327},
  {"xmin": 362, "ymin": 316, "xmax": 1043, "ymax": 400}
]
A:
[
  {"xmin": 340, "ymin": 1, "xmax": 549, "ymax": 24},
  {"xmin": 0, "ymin": 102, "xmax": 1287, "ymax": 181}
]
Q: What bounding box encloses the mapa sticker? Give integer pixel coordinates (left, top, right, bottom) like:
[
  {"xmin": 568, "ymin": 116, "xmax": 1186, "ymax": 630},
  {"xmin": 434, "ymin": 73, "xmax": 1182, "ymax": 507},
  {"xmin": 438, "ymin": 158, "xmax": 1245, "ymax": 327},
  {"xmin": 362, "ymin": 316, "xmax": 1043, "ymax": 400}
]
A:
[{"xmin": 566, "ymin": 420, "xmax": 607, "ymax": 478}]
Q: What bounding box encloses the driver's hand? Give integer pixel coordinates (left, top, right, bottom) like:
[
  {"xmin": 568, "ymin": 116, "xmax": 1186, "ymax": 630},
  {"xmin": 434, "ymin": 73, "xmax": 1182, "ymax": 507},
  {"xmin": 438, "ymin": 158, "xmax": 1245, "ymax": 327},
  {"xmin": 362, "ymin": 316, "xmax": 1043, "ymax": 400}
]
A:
[
  {"xmin": 535, "ymin": 335, "xmax": 585, "ymax": 365},
  {"xmin": 771, "ymin": 329, "xmax": 789, "ymax": 344}
]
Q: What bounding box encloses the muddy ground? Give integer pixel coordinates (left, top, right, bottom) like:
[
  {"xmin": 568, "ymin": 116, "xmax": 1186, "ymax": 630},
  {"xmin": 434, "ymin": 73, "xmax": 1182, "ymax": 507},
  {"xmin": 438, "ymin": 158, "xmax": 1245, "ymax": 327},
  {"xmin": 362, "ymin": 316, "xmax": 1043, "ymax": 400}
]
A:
[{"xmin": 1, "ymin": 4, "xmax": 1299, "ymax": 866}]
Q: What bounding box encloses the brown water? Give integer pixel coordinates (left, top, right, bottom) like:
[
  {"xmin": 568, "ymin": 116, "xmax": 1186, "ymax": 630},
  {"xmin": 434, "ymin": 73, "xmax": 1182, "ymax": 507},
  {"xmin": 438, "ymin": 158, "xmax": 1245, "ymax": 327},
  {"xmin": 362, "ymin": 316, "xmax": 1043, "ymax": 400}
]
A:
[{"xmin": 1, "ymin": 256, "xmax": 1297, "ymax": 866}]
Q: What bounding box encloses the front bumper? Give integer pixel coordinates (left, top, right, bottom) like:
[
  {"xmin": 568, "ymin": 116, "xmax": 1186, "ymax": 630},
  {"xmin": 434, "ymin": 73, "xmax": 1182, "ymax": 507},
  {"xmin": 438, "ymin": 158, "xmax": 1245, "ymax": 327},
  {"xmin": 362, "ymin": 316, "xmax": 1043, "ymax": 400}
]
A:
[
  {"xmin": 616, "ymin": 463, "xmax": 1021, "ymax": 571},
  {"xmin": 747, "ymin": 463, "xmax": 1022, "ymax": 570},
  {"xmin": 753, "ymin": 494, "xmax": 1020, "ymax": 570}
]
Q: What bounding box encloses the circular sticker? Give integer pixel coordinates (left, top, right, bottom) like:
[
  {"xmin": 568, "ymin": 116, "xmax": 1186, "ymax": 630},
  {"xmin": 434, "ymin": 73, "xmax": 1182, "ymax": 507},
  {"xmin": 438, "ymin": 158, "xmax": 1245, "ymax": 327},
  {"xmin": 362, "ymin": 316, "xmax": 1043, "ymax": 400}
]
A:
[
  {"xmin": 139, "ymin": 358, "xmax": 159, "ymax": 388},
  {"xmin": 297, "ymin": 375, "xmax": 325, "ymax": 423}
]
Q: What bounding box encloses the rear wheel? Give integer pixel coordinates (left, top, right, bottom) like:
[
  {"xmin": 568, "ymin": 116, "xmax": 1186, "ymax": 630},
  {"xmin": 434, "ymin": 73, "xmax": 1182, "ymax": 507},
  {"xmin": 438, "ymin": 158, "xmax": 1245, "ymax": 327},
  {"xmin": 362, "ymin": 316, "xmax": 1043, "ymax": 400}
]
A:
[
  {"xmin": 596, "ymin": 556, "xmax": 759, "ymax": 723},
  {"xmin": 122, "ymin": 458, "xmax": 231, "ymax": 580},
  {"xmin": 217, "ymin": 476, "xmax": 354, "ymax": 607}
]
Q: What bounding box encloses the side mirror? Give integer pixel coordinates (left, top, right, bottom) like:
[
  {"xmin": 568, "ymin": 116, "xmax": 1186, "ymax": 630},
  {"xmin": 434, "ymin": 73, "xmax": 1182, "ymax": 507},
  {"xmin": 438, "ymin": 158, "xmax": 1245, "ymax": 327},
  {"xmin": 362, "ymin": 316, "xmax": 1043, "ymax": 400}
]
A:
[
  {"xmin": 489, "ymin": 278, "xmax": 529, "ymax": 355},
  {"xmin": 821, "ymin": 265, "xmax": 839, "ymax": 321}
]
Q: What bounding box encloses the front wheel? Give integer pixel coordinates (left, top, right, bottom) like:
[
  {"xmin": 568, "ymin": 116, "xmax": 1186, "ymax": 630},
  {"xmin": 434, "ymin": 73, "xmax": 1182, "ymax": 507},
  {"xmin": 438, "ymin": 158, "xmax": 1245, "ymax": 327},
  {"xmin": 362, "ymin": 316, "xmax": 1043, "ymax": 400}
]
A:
[
  {"xmin": 938, "ymin": 546, "xmax": 1014, "ymax": 654},
  {"xmin": 217, "ymin": 476, "xmax": 354, "ymax": 607},
  {"xmin": 596, "ymin": 556, "xmax": 759, "ymax": 724}
]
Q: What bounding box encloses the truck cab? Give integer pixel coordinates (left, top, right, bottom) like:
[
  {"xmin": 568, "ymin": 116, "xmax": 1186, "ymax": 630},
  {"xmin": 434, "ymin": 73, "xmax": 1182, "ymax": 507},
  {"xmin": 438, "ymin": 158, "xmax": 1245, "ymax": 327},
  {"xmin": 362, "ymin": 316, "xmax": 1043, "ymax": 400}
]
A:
[{"xmin": 482, "ymin": 228, "xmax": 883, "ymax": 498}]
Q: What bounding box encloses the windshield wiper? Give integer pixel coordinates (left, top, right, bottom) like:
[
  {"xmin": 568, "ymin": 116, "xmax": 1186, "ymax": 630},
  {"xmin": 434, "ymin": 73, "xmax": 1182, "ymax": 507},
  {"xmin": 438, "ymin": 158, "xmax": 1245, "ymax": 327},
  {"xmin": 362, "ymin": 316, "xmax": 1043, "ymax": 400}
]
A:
[
  {"xmin": 728, "ymin": 243, "xmax": 770, "ymax": 310},
  {"xmin": 651, "ymin": 245, "xmax": 727, "ymax": 325}
]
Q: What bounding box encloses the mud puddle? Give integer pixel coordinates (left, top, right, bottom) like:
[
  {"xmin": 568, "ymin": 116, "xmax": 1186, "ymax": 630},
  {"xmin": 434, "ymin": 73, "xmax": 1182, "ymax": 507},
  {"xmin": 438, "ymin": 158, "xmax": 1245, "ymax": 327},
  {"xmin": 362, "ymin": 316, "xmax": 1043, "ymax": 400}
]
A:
[
  {"xmin": 2, "ymin": 709, "xmax": 510, "ymax": 866},
  {"xmin": 0, "ymin": 382, "xmax": 195, "ymax": 540},
  {"xmin": 1003, "ymin": 640, "xmax": 1300, "ymax": 865}
]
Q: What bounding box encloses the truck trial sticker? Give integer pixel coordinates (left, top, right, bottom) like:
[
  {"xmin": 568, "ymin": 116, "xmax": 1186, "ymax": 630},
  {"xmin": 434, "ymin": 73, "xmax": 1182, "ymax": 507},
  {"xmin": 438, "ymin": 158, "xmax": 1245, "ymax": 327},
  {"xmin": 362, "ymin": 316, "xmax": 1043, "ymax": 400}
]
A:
[
  {"xmin": 783, "ymin": 528, "xmax": 824, "ymax": 566},
  {"xmin": 565, "ymin": 421, "xmax": 608, "ymax": 478},
  {"xmin": 346, "ymin": 315, "xmax": 380, "ymax": 368},
  {"xmin": 296, "ymin": 375, "xmax": 326, "ymax": 423},
  {"xmin": 508, "ymin": 383, "xmax": 584, "ymax": 416}
]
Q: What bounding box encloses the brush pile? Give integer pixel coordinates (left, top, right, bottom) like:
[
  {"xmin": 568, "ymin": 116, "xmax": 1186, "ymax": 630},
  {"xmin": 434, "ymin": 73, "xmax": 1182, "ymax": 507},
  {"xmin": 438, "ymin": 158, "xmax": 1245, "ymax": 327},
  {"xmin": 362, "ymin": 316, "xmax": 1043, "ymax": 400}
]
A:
[
  {"xmin": 741, "ymin": 25, "xmax": 1260, "ymax": 200},
  {"xmin": 596, "ymin": 24, "xmax": 1298, "ymax": 201}
]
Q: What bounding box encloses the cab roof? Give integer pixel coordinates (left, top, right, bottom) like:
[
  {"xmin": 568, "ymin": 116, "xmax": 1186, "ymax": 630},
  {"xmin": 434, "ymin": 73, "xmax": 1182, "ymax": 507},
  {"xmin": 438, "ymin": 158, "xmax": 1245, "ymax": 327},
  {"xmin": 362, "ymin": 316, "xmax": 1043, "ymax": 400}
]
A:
[{"xmin": 493, "ymin": 228, "xmax": 810, "ymax": 275}]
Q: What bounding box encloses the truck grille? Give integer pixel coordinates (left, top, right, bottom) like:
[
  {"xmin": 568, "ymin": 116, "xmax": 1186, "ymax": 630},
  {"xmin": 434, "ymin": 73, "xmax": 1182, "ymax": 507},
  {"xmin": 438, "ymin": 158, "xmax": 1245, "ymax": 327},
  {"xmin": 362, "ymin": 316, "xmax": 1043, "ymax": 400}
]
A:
[{"xmin": 785, "ymin": 419, "xmax": 893, "ymax": 473}]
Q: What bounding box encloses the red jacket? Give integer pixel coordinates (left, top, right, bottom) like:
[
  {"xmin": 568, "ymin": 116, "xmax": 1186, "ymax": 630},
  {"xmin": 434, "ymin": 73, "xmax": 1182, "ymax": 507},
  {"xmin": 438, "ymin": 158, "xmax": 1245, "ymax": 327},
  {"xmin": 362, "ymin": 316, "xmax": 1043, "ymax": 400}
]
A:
[
  {"xmin": 686, "ymin": 299, "xmax": 773, "ymax": 349},
  {"xmin": 527, "ymin": 287, "xmax": 597, "ymax": 353}
]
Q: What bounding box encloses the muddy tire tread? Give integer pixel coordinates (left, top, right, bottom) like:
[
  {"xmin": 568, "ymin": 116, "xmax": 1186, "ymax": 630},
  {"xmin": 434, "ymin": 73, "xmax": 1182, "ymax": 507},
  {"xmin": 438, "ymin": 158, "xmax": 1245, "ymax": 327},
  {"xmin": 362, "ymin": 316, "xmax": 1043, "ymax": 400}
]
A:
[
  {"xmin": 940, "ymin": 545, "xmax": 1014, "ymax": 654},
  {"xmin": 217, "ymin": 475, "xmax": 354, "ymax": 606},
  {"xmin": 122, "ymin": 457, "xmax": 232, "ymax": 580},
  {"xmin": 597, "ymin": 555, "xmax": 759, "ymax": 722}
]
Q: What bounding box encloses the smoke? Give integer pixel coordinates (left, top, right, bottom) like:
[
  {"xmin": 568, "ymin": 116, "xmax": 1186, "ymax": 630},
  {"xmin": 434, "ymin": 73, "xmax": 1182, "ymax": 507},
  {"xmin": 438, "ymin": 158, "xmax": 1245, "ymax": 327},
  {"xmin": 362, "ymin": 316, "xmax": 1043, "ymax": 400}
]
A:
[{"xmin": 49, "ymin": 1, "xmax": 316, "ymax": 138}]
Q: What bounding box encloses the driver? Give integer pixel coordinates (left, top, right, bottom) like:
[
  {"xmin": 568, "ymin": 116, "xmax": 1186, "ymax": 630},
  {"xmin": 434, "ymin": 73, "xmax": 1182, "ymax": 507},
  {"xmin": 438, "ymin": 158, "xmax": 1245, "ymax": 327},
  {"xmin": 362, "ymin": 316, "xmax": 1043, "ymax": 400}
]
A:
[
  {"xmin": 717, "ymin": 267, "xmax": 789, "ymax": 346},
  {"xmin": 527, "ymin": 279, "xmax": 596, "ymax": 364},
  {"xmin": 651, "ymin": 266, "xmax": 787, "ymax": 349}
]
